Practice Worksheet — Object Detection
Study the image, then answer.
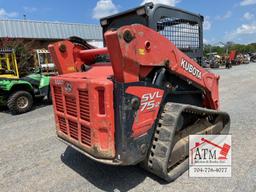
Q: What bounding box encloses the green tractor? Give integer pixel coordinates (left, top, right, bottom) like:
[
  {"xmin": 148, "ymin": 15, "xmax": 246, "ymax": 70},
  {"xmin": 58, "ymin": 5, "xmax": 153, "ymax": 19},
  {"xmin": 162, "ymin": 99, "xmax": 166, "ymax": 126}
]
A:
[{"xmin": 0, "ymin": 48, "xmax": 52, "ymax": 115}]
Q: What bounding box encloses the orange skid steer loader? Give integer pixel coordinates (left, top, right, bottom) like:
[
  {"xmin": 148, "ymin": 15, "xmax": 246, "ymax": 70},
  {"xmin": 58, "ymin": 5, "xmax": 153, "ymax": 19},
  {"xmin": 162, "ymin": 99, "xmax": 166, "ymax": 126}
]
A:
[{"xmin": 48, "ymin": 3, "xmax": 230, "ymax": 182}]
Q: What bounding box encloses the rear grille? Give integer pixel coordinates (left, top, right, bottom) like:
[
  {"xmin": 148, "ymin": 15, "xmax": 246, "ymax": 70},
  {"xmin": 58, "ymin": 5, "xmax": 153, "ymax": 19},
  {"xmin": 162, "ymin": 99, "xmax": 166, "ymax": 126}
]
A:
[
  {"xmin": 65, "ymin": 96, "xmax": 77, "ymax": 117},
  {"xmin": 55, "ymin": 86, "xmax": 92, "ymax": 149},
  {"xmin": 79, "ymin": 90, "xmax": 90, "ymax": 121},
  {"xmin": 54, "ymin": 86, "xmax": 64, "ymax": 112},
  {"xmin": 68, "ymin": 120, "xmax": 78, "ymax": 139},
  {"xmin": 58, "ymin": 116, "xmax": 67, "ymax": 134},
  {"xmin": 81, "ymin": 124, "xmax": 91, "ymax": 146}
]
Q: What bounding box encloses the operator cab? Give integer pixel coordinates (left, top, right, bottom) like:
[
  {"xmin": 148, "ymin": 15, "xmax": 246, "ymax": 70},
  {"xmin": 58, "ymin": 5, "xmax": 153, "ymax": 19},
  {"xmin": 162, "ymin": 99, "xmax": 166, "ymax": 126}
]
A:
[{"xmin": 101, "ymin": 2, "xmax": 204, "ymax": 65}]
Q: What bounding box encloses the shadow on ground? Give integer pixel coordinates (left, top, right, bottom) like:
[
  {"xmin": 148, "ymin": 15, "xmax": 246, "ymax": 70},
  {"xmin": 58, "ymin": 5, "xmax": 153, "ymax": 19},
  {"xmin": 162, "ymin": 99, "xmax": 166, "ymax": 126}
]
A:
[{"xmin": 61, "ymin": 146, "xmax": 164, "ymax": 192}]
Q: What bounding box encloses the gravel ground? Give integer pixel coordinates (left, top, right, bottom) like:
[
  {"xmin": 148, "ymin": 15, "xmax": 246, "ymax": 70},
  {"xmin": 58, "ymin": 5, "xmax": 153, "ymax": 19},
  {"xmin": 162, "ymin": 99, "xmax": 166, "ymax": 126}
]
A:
[{"xmin": 0, "ymin": 63, "xmax": 256, "ymax": 192}]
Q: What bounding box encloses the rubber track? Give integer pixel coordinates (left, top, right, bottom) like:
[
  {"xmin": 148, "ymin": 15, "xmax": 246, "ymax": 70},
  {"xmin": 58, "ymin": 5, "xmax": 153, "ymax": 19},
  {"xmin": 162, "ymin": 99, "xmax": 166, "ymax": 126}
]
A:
[{"xmin": 143, "ymin": 102, "xmax": 230, "ymax": 182}]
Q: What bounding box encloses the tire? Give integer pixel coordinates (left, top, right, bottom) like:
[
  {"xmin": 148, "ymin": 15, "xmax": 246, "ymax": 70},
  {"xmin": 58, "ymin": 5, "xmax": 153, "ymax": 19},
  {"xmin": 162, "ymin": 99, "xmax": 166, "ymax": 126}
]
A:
[{"xmin": 7, "ymin": 91, "xmax": 33, "ymax": 115}]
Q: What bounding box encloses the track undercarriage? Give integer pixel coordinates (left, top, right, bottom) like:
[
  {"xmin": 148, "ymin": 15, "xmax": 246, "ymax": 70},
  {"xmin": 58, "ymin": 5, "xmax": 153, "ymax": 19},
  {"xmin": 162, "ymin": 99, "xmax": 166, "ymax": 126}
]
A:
[{"xmin": 142, "ymin": 103, "xmax": 230, "ymax": 181}]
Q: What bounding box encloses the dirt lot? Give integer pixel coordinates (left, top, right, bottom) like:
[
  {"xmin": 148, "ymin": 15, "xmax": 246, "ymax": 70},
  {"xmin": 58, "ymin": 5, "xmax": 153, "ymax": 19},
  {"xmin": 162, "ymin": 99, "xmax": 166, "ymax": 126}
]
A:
[{"xmin": 0, "ymin": 63, "xmax": 256, "ymax": 192}]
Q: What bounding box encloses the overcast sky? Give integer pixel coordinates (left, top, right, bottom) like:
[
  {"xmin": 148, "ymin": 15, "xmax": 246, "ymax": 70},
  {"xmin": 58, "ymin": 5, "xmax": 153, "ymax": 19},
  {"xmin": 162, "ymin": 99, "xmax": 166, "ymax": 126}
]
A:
[{"xmin": 0, "ymin": 0, "xmax": 255, "ymax": 44}]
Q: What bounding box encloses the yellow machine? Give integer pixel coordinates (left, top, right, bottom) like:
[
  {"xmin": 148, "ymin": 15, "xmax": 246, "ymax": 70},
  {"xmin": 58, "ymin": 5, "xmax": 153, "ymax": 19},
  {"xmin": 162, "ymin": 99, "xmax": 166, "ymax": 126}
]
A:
[{"xmin": 0, "ymin": 49, "xmax": 19, "ymax": 79}]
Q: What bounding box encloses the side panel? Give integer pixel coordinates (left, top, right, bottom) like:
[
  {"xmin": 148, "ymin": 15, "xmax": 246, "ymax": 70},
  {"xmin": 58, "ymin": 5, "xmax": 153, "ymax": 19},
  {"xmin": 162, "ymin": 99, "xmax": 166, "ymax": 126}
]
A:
[
  {"xmin": 126, "ymin": 86, "xmax": 164, "ymax": 137},
  {"xmin": 38, "ymin": 75, "xmax": 50, "ymax": 97},
  {"xmin": 21, "ymin": 74, "xmax": 50, "ymax": 96},
  {"xmin": 39, "ymin": 75, "xmax": 50, "ymax": 88},
  {"xmin": 25, "ymin": 73, "xmax": 42, "ymax": 82},
  {"xmin": 114, "ymin": 81, "xmax": 165, "ymax": 165}
]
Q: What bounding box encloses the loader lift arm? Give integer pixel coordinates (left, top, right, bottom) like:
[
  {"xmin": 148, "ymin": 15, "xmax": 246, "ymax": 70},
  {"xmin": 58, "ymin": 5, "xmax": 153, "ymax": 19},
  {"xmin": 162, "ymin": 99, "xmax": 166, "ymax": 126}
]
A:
[
  {"xmin": 104, "ymin": 25, "xmax": 219, "ymax": 110},
  {"xmin": 49, "ymin": 24, "xmax": 219, "ymax": 110}
]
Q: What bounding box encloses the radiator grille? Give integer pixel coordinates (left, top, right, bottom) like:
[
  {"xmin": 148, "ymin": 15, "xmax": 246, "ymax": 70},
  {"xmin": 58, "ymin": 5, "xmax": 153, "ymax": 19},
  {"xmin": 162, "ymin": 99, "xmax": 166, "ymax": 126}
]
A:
[
  {"xmin": 54, "ymin": 86, "xmax": 64, "ymax": 112},
  {"xmin": 68, "ymin": 120, "xmax": 78, "ymax": 140},
  {"xmin": 81, "ymin": 124, "xmax": 91, "ymax": 146},
  {"xmin": 55, "ymin": 87, "xmax": 92, "ymax": 148},
  {"xmin": 58, "ymin": 116, "xmax": 67, "ymax": 134},
  {"xmin": 79, "ymin": 90, "xmax": 90, "ymax": 121},
  {"xmin": 65, "ymin": 96, "xmax": 77, "ymax": 117}
]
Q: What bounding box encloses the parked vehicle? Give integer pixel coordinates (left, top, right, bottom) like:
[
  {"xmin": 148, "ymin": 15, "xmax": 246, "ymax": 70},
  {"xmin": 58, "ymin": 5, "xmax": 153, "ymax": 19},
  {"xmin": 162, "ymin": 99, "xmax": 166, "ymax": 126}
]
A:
[
  {"xmin": 202, "ymin": 60, "xmax": 210, "ymax": 68},
  {"xmin": 207, "ymin": 53, "xmax": 220, "ymax": 68},
  {"xmin": 0, "ymin": 48, "xmax": 52, "ymax": 114},
  {"xmin": 243, "ymin": 54, "xmax": 250, "ymax": 64}
]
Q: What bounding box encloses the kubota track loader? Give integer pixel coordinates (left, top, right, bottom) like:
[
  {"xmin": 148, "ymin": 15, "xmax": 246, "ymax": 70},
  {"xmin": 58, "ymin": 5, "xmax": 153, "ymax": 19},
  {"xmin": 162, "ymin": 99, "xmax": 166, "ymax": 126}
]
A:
[{"xmin": 48, "ymin": 3, "xmax": 230, "ymax": 181}]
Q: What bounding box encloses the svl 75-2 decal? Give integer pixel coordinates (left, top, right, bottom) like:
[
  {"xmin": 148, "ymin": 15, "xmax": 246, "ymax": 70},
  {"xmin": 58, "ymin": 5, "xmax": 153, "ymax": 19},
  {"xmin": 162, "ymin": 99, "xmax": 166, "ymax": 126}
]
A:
[
  {"xmin": 126, "ymin": 86, "xmax": 164, "ymax": 137},
  {"xmin": 140, "ymin": 91, "xmax": 162, "ymax": 111},
  {"xmin": 141, "ymin": 91, "xmax": 162, "ymax": 111}
]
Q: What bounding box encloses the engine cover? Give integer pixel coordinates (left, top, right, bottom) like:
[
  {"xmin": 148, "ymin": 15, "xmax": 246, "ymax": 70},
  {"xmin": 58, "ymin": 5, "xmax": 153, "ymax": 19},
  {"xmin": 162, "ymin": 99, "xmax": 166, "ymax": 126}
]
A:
[{"xmin": 51, "ymin": 65, "xmax": 116, "ymax": 159}]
